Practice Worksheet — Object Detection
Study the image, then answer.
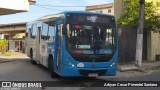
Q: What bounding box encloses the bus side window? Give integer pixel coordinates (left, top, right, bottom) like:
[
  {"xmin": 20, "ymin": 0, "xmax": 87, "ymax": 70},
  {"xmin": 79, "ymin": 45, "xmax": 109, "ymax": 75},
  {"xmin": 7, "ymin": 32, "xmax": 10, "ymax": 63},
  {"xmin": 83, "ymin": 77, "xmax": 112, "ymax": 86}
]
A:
[
  {"xmin": 48, "ymin": 26, "xmax": 55, "ymax": 41},
  {"xmin": 29, "ymin": 28, "xmax": 31, "ymax": 38},
  {"xmin": 31, "ymin": 24, "xmax": 37, "ymax": 38},
  {"xmin": 58, "ymin": 24, "xmax": 63, "ymax": 44},
  {"xmin": 42, "ymin": 23, "xmax": 49, "ymax": 40},
  {"xmin": 26, "ymin": 25, "xmax": 29, "ymax": 37}
]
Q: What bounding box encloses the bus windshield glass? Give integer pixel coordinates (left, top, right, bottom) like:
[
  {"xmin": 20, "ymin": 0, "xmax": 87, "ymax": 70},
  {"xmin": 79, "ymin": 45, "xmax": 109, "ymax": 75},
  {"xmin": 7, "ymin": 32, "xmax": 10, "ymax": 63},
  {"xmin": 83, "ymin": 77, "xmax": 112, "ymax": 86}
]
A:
[{"xmin": 66, "ymin": 14, "xmax": 116, "ymax": 55}]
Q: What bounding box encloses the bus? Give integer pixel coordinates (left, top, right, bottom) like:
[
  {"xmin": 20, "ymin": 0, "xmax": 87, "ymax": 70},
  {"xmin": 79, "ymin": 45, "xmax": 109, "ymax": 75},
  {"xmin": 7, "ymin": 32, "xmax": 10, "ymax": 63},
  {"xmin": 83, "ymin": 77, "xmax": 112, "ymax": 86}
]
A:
[{"xmin": 26, "ymin": 11, "xmax": 118, "ymax": 78}]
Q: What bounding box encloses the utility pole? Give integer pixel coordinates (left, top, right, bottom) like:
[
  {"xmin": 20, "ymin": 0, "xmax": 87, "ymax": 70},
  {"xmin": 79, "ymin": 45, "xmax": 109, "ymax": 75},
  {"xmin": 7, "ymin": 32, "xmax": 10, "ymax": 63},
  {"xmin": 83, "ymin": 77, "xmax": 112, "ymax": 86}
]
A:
[{"xmin": 135, "ymin": 0, "xmax": 145, "ymax": 68}]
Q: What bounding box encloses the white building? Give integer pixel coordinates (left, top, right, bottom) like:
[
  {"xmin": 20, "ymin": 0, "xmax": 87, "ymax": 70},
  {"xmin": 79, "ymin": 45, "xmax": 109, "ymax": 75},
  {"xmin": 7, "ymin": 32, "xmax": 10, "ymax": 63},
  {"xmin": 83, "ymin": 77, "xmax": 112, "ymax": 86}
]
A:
[{"xmin": 0, "ymin": 0, "xmax": 35, "ymax": 15}]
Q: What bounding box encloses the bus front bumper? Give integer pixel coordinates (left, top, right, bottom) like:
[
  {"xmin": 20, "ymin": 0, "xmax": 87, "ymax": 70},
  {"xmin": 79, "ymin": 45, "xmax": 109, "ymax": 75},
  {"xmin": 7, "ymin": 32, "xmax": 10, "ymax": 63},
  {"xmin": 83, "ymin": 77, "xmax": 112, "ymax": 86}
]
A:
[{"xmin": 60, "ymin": 64, "xmax": 117, "ymax": 77}]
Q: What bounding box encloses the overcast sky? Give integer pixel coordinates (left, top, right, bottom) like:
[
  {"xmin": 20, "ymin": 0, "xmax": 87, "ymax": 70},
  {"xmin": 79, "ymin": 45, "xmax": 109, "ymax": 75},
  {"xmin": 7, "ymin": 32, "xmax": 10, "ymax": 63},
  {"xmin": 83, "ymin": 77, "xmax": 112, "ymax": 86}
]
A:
[{"xmin": 0, "ymin": 0, "xmax": 114, "ymax": 24}]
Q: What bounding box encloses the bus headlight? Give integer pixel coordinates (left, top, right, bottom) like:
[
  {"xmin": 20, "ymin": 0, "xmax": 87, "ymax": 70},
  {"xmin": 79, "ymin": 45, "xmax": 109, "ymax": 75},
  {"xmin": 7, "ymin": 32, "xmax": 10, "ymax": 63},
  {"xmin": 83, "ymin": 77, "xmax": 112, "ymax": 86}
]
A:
[
  {"xmin": 110, "ymin": 61, "xmax": 116, "ymax": 67},
  {"xmin": 68, "ymin": 62, "xmax": 75, "ymax": 67},
  {"xmin": 66, "ymin": 58, "xmax": 75, "ymax": 67}
]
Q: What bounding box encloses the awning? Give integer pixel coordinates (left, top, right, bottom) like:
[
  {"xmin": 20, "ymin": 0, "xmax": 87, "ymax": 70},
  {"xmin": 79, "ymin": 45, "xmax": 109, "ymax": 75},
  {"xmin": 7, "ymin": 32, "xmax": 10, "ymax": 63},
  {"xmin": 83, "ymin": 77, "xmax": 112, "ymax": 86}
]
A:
[
  {"xmin": 13, "ymin": 33, "xmax": 26, "ymax": 39},
  {"xmin": 0, "ymin": 0, "xmax": 29, "ymax": 15}
]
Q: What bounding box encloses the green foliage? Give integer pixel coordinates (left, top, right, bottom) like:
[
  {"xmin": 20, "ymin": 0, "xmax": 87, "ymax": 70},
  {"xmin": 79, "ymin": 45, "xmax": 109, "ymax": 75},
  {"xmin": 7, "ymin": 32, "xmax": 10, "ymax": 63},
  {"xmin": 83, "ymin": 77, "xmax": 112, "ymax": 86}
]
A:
[
  {"xmin": 117, "ymin": 0, "xmax": 139, "ymax": 26},
  {"xmin": 145, "ymin": 1, "xmax": 160, "ymax": 32},
  {"xmin": 0, "ymin": 39, "xmax": 8, "ymax": 53},
  {"xmin": 117, "ymin": 0, "xmax": 160, "ymax": 32}
]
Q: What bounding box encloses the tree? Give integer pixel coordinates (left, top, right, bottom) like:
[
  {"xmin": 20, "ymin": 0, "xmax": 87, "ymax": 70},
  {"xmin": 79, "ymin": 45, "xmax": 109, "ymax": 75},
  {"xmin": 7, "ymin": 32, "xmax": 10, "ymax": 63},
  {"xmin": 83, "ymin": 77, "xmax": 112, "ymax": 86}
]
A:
[
  {"xmin": 117, "ymin": 0, "xmax": 160, "ymax": 32},
  {"xmin": 117, "ymin": 0, "xmax": 160, "ymax": 68},
  {"xmin": 0, "ymin": 39, "xmax": 8, "ymax": 54}
]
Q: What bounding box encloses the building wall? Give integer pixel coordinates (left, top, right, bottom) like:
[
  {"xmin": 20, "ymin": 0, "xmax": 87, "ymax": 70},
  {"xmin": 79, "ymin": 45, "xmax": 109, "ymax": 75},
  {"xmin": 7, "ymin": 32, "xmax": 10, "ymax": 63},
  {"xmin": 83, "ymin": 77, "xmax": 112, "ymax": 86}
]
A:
[
  {"xmin": 148, "ymin": 31, "xmax": 160, "ymax": 61},
  {"xmin": 0, "ymin": 23, "xmax": 26, "ymax": 52},
  {"xmin": 114, "ymin": 0, "xmax": 124, "ymax": 21},
  {"xmin": 86, "ymin": 3, "xmax": 114, "ymax": 15},
  {"xmin": 147, "ymin": 0, "xmax": 160, "ymax": 61},
  {"xmin": 0, "ymin": 34, "xmax": 5, "ymax": 39}
]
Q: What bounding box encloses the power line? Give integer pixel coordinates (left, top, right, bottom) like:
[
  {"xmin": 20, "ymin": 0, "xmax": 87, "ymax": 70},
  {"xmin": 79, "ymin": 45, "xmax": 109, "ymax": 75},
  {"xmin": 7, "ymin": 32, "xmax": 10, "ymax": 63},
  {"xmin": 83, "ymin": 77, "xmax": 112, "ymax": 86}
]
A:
[
  {"xmin": 35, "ymin": 4, "xmax": 86, "ymax": 7},
  {"xmin": 34, "ymin": 4, "xmax": 64, "ymax": 11}
]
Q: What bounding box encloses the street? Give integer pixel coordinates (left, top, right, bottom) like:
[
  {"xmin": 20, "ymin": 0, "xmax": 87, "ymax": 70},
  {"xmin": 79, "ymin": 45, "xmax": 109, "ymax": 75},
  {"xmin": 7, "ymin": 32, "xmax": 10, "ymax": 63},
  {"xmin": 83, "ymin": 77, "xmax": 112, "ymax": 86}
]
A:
[{"xmin": 0, "ymin": 59, "xmax": 160, "ymax": 90}]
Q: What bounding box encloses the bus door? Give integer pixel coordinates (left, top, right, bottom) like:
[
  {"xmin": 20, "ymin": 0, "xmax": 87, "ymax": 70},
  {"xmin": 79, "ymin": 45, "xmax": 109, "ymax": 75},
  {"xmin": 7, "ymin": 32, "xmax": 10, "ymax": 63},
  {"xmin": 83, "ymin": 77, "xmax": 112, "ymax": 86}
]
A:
[
  {"xmin": 35, "ymin": 26, "xmax": 41, "ymax": 63},
  {"xmin": 54, "ymin": 21, "xmax": 63, "ymax": 72}
]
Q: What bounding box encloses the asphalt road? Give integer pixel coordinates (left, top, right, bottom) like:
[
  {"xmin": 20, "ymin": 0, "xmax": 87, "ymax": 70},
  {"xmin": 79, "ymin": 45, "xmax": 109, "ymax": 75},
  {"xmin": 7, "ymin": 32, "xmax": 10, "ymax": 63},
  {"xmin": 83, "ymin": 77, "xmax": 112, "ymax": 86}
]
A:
[
  {"xmin": 0, "ymin": 59, "xmax": 160, "ymax": 90},
  {"xmin": 0, "ymin": 59, "xmax": 114, "ymax": 81}
]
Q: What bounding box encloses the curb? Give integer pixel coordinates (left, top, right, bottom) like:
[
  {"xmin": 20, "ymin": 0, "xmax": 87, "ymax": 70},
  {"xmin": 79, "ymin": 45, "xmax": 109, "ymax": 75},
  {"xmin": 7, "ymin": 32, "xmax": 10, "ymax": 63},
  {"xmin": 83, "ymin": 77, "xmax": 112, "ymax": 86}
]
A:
[
  {"xmin": 118, "ymin": 65, "xmax": 160, "ymax": 72},
  {"xmin": 0, "ymin": 57, "xmax": 29, "ymax": 63},
  {"xmin": 0, "ymin": 57, "xmax": 29, "ymax": 59},
  {"xmin": 0, "ymin": 59, "xmax": 13, "ymax": 63},
  {"xmin": 118, "ymin": 65, "xmax": 139, "ymax": 72}
]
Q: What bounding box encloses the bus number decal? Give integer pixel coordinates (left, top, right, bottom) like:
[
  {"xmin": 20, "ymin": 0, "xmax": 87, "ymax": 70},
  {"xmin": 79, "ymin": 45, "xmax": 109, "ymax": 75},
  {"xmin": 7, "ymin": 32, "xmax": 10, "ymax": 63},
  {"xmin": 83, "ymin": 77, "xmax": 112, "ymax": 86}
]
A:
[{"xmin": 87, "ymin": 15, "xmax": 97, "ymax": 22}]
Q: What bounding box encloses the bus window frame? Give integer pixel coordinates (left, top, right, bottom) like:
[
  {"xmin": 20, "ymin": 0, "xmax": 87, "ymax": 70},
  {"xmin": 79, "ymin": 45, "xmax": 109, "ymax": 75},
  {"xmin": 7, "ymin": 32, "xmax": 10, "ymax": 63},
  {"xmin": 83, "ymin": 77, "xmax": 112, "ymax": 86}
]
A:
[
  {"xmin": 41, "ymin": 22, "xmax": 49, "ymax": 40},
  {"xmin": 31, "ymin": 24, "xmax": 37, "ymax": 39}
]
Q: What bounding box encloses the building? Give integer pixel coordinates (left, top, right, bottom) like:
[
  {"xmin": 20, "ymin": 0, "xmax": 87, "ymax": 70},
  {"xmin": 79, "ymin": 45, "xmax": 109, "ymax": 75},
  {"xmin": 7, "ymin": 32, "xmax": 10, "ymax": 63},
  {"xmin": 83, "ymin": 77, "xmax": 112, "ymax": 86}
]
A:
[
  {"xmin": 114, "ymin": 0, "xmax": 160, "ymax": 61},
  {"xmin": 0, "ymin": 22, "xmax": 26, "ymax": 52},
  {"xmin": 0, "ymin": 0, "xmax": 28, "ymax": 15},
  {"xmin": 0, "ymin": 0, "xmax": 36, "ymax": 53},
  {"xmin": 0, "ymin": 0, "xmax": 36, "ymax": 15},
  {"xmin": 145, "ymin": 0, "xmax": 160, "ymax": 61},
  {"xmin": 86, "ymin": 3, "xmax": 114, "ymax": 15}
]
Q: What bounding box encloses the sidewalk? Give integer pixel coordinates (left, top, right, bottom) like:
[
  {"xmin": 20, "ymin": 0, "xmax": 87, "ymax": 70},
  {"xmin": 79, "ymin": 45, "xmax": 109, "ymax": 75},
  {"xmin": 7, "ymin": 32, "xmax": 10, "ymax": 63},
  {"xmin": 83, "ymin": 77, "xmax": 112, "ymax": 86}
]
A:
[
  {"xmin": 0, "ymin": 52, "xmax": 29, "ymax": 63},
  {"xmin": 98, "ymin": 61, "xmax": 160, "ymax": 80},
  {"xmin": 118, "ymin": 61, "xmax": 160, "ymax": 72},
  {"xmin": 115, "ymin": 61, "xmax": 160, "ymax": 78}
]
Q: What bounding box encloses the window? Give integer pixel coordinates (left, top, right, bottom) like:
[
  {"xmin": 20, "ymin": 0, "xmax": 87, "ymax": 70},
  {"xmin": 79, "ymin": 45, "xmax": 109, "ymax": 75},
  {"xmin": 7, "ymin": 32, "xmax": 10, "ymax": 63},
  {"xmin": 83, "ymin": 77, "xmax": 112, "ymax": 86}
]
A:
[
  {"xmin": 26, "ymin": 25, "xmax": 29, "ymax": 33},
  {"xmin": 41, "ymin": 20, "xmax": 56, "ymax": 40},
  {"xmin": 42, "ymin": 23, "xmax": 49, "ymax": 40},
  {"xmin": 66, "ymin": 23, "xmax": 116, "ymax": 57},
  {"xmin": 31, "ymin": 24, "xmax": 37, "ymax": 38},
  {"xmin": 48, "ymin": 26, "xmax": 55, "ymax": 40},
  {"xmin": 26, "ymin": 25, "xmax": 30, "ymax": 37},
  {"xmin": 58, "ymin": 24, "xmax": 63, "ymax": 42},
  {"xmin": 108, "ymin": 9, "xmax": 111, "ymax": 13},
  {"xmin": 96, "ymin": 10, "xmax": 102, "ymax": 13},
  {"xmin": 15, "ymin": 41, "xmax": 20, "ymax": 51}
]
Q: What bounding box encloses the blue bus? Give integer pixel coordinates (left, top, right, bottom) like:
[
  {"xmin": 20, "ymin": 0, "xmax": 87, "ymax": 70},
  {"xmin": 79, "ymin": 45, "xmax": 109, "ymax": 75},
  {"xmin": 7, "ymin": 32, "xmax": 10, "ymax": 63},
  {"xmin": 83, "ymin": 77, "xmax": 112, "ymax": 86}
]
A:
[{"xmin": 26, "ymin": 11, "xmax": 118, "ymax": 78}]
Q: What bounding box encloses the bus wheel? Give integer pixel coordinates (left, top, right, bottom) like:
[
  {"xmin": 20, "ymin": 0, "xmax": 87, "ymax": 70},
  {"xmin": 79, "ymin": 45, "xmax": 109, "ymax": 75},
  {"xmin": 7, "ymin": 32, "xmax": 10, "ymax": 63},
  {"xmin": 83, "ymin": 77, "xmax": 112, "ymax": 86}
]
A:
[
  {"xmin": 49, "ymin": 57, "xmax": 57, "ymax": 78},
  {"xmin": 30, "ymin": 50, "xmax": 36, "ymax": 64}
]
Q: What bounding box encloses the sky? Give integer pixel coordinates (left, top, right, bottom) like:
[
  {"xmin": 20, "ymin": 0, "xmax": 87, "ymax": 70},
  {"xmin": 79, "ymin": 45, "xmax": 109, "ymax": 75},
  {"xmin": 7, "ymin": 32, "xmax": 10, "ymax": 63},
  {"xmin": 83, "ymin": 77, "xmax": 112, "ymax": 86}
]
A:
[{"xmin": 0, "ymin": 0, "xmax": 114, "ymax": 24}]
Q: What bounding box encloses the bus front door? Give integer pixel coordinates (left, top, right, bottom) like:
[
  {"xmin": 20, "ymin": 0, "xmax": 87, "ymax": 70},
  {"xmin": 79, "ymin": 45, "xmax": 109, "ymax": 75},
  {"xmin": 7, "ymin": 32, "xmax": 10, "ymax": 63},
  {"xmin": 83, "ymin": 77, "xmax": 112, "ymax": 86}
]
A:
[{"xmin": 54, "ymin": 23, "xmax": 63, "ymax": 73}]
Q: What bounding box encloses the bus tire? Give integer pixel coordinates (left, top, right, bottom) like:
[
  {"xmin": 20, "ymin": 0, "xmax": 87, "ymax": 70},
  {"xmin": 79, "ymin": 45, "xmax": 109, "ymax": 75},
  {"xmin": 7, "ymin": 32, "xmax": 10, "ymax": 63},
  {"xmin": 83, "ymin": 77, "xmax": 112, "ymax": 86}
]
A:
[
  {"xmin": 30, "ymin": 49, "xmax": 36, "ymax": 64},
  {"xmin": 49, "ymin": 56, "xmax": 57, "ymax": 78}
]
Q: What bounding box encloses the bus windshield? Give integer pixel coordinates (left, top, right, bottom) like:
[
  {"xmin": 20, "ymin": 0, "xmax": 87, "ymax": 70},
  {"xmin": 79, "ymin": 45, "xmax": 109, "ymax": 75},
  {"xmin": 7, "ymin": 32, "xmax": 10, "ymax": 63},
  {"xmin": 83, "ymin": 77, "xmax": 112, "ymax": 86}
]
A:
[{"xmin": 66, "ymin": 14, "xmax": 116, "ymax": 56}]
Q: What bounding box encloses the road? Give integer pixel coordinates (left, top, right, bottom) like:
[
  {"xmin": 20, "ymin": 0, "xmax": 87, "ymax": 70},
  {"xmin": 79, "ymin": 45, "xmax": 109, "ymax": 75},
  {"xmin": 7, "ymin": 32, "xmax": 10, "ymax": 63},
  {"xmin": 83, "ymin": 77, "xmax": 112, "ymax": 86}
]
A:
[{"xmin": 0, "ymin": 59, "xmax": 160, "ymax": 90}]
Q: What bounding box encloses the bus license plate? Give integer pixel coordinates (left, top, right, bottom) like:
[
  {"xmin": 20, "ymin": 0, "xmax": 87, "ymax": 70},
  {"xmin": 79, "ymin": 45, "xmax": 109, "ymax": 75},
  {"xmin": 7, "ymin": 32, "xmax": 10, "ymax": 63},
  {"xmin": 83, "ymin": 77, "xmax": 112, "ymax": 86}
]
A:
[{"xmin": 88, "ymin": 73, "xmax": 98, "ymax": 77}]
